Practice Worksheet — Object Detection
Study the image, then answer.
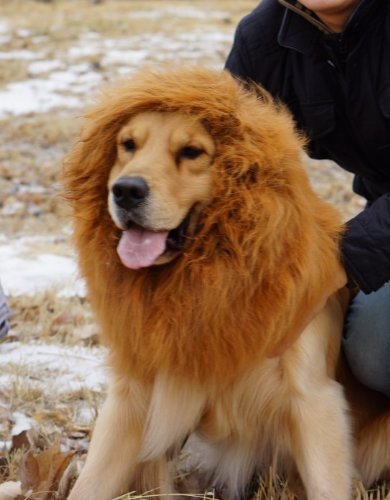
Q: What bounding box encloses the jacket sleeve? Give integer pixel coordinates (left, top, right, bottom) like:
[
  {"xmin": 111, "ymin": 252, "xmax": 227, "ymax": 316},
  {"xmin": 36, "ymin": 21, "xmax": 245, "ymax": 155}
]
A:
[{"xmin": 341, "ymin": 193, "xmax": 390, "ymax": 294}]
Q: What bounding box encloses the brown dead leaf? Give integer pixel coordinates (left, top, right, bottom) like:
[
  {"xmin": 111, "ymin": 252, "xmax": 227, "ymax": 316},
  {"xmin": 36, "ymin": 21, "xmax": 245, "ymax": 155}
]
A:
[
  {"xmin": 52, "ymin": 312, "xmax": 81, "ymax": 326},
  {"xmin": 0, "ymin": 455, "xmax": 9, "ymax": 480},
  {"xmin": 10, "ymin": 429, "xmax": 47, "ymax": 455},
  {"xmin": 56, "ymin": 458, "xmax": 79, "ymax": 500},
  {"xmin": 19, "ymin": 452, "xmax": 40, "ymax": 491},
  {"xmin": 72, "ymin": 324, "xmax": 99, "ymax": 343},
  {"xmin": 19, "ymin": 446, "xmax": 75, "ymax": 500},
  {"xmin": 11, "ymin": 431, "xmax": 30, "ymax": 454}
]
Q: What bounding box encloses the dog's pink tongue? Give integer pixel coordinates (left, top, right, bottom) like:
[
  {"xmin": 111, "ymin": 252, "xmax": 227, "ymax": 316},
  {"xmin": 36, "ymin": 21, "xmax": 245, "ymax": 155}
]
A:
[{"xmin": 117, "ymin": 227, "xmax": 169, "ymax": 269}]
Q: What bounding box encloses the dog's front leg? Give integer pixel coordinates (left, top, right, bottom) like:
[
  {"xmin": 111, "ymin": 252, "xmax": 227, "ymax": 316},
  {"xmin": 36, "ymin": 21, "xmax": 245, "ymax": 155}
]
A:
[
  {"xmin": 288, "ymin": 380, "xmax": 353, "ymax": 500},
  {"xmin": 68, "ymin": 377, "xmax": 149, "ymax": 500}
]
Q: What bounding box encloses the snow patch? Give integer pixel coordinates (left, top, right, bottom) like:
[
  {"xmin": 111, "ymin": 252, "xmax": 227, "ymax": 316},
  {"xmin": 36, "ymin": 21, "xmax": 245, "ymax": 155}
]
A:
[
  {"xmin": 0, "ymin": 66, "xmax": 102, "ymax": 117},
  {"xmin": 11, "ymin": 411, "xmax": 34, "ymax": 435},
  {"xmin": 0, "ymin": 49, "xmax": 44, "ymax": 60},
  {"xmin": 0, "ymin": 236, "xmax": 85, "ymax": 297},
  {"xmin": 0, "ymin": 35, "xmax": 11, "ymax": 44},
  {"xmin": 0, "ymin": 79, "xmax": 82, "ymax": 117},
  {"xmin": 28, "ymin": 59, "xmax": 64, "ymax": 75},
  {"xmin": 0, "ymin": 21, "xmax": 232, "ymax": 118},
  {"xmin": 16, "ymin": 28, "xmax": 32, "ymax": 38},
  {"xmin": 0, "ymin": 20, "xmax": 9, "ymax": 34},
  {"xmin": 0, "ymin": 342, "xmax": 107, "ymax": 394},
  {"xmin": 130, "ymin": 8, "xmax": 229, "ymax": 20}
]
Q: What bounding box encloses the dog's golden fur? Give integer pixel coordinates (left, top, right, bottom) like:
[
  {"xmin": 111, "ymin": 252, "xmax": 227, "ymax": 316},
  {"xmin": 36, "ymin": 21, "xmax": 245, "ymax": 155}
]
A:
[{"xmin": 65, "ymin": 68, "xmax": 389, "ymax": 500}]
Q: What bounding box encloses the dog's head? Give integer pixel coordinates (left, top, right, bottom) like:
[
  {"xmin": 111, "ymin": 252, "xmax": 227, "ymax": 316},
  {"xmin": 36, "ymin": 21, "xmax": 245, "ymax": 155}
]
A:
[
  {"xmin": 65, "ymin": 67, "xmax": 308, "ymax": 272},
  {"xmin": 107, "ymin": 111, "xmax": 215, "ymax": 269}
]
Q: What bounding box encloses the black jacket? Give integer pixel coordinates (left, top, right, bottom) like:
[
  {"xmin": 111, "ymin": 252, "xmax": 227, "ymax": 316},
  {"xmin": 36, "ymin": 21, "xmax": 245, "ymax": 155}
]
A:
[{"xmin": 225, "ymin": 0, "xmax": 390, "ymax": 293}]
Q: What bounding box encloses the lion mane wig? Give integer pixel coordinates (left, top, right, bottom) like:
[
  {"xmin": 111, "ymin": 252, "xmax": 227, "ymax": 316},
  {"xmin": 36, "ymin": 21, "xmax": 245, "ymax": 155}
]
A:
[{"xmin": 65, "ymin": 67, "xmax": 343, "ymax": 386}]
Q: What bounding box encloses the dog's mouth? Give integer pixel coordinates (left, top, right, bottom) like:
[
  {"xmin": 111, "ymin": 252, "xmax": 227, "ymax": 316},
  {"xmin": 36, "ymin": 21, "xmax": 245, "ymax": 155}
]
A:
[{"xmin": 116, "ymin": 213, "xmax": 191, "ymax": 270}]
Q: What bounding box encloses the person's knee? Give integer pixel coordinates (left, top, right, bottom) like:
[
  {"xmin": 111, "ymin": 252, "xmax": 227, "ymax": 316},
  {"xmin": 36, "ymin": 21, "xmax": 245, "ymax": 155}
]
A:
[
  {"xmin": 345, "ymin": 340, "xmax": 390, "ymax": 395},
  {"xmin": 343, "ymin": 287, "xmax": 390, "ymax": 397}
]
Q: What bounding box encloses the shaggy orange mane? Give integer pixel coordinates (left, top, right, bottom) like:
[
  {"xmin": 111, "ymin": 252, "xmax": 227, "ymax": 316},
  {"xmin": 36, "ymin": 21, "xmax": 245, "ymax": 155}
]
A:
[{"xmin": 64, "ymin": 67, "xmax": 343, "ymax": 385}]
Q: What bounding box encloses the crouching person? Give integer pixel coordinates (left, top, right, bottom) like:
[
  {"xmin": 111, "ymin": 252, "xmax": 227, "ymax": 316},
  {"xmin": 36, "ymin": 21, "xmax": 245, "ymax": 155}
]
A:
[{"xmin": 0, "ymin": 282, "xmax": 9, "ymax": 339}]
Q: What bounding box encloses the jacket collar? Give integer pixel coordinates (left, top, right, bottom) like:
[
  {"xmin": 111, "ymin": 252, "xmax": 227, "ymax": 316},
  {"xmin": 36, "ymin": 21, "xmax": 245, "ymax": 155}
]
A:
[
  {"xmin": 277, "ymin": 0, "xmax": 381, "ymax": 54},
  {"xmin": 278, "ymin": 0, "xmax": 333, "ymax": 34}
]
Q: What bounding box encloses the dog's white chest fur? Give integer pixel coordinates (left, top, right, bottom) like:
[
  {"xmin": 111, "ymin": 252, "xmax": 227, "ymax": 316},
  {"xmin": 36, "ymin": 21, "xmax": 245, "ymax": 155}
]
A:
[{"xmin": 137, "ymin": 300, "xmax": 351, "ymax": 499}]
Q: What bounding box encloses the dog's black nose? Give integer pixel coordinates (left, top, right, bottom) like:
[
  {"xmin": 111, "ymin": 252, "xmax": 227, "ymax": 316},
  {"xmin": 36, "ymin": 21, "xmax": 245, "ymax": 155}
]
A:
[{"xmin": 112, "ymin": 176, "xmax": 149, "ymax": 209}]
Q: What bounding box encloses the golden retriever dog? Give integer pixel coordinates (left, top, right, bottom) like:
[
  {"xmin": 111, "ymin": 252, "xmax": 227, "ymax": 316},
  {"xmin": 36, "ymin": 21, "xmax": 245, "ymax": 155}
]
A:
[{"xmin": 65, "ymin": 67, "xmax": 389, "ymax": 500}]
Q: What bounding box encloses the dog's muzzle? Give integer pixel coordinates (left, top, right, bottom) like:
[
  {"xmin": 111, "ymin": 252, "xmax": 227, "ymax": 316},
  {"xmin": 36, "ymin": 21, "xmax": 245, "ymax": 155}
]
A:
[{"xmin": 111, "ymin": 176, "xmax": 194, "ymax": 270}]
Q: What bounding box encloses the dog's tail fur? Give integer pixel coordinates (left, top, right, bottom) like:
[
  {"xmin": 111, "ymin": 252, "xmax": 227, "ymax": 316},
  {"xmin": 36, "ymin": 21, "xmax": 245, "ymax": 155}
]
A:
[{"xmin": 357, "ymin": 410, "xmax": 390, "ymax": 485}]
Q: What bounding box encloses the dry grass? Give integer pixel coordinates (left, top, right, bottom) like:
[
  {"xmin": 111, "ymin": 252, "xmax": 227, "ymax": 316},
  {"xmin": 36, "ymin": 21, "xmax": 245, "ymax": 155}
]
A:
[
  {"xmin": 0, "ymin": 1, "xmax": 388, "ymax": 499},
  {"xmin": 6, "ymin": 284, "xmax": 98, "ymax": 342}
]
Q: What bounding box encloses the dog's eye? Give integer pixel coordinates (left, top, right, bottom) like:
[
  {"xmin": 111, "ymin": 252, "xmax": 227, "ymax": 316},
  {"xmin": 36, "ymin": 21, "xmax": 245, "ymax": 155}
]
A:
[
  {"xmin": 179, "ymin": 146, "xmax": 204, "ymax": 160},
  {"xmin": 122, "ymin": 139, "xmax": 136, "ymax": 152}
]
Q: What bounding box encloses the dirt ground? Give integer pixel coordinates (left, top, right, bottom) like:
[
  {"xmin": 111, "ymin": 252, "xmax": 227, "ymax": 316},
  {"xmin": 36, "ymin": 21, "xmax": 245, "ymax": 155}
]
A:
[{"xmin": 0, "ymin": 1, "xmax": 387, "ymax": 499}]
